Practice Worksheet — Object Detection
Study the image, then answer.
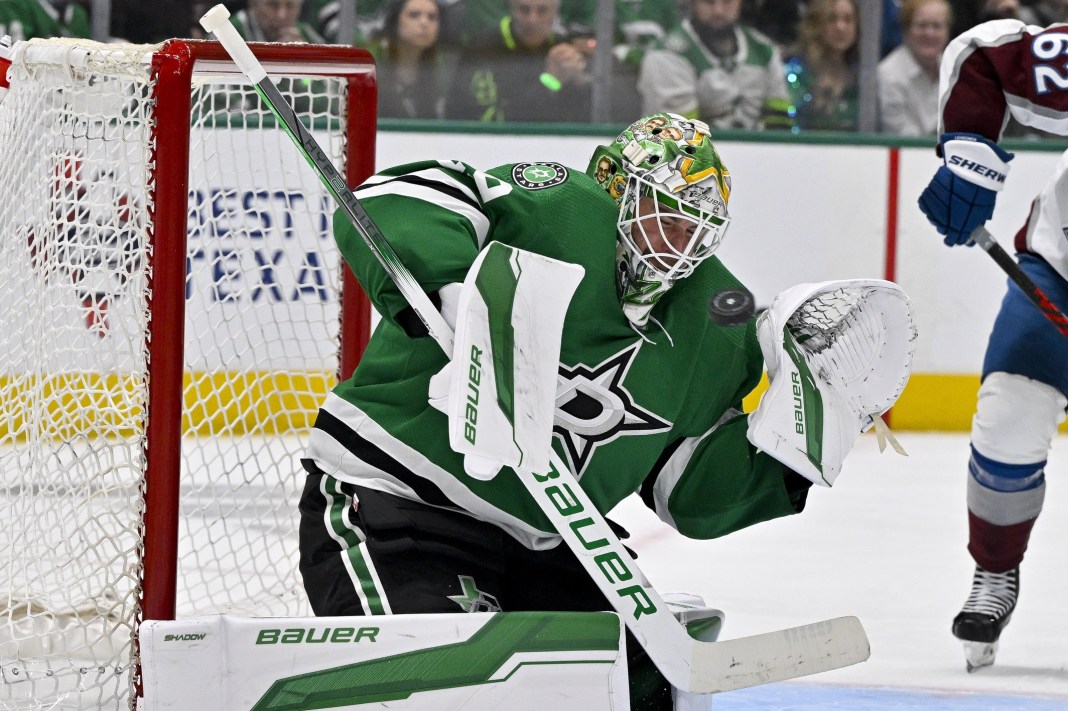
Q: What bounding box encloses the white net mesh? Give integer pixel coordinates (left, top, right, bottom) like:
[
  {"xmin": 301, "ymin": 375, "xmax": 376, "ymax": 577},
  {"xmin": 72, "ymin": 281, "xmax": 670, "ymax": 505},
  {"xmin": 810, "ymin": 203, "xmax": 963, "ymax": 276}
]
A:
[{"xmin": 0, "ymin": 39, "xmax": 367, "ymax": 710}]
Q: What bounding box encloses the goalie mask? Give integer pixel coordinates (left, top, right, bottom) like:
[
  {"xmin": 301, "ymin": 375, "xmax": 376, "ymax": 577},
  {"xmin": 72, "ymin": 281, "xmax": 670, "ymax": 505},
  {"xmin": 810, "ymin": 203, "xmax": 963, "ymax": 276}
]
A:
[{"xmin": 587, "ymin": 112, "xmax": 731, "ymax": 328}]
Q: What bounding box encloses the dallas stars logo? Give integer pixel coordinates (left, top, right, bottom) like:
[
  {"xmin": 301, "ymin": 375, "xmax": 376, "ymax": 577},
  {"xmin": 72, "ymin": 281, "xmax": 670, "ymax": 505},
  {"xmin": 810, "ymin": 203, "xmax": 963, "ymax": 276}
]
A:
[
  {"xmin": 447, "ymin": 575, "xmax": 501, "ymax": 613},
  {"xmin": 512, "ymin": 162, "xmax": 568, "ymax": 190},
  {"xmin": 554, "ymin": 343, "xmax": 671, "ymax": 476}
]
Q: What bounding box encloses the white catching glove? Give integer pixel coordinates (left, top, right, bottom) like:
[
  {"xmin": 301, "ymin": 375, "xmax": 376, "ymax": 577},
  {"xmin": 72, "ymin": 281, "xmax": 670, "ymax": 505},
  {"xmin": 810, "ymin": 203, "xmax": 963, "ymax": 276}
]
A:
[{"xmin": 746, "ymin": 280, "xmax": 917, "ymax": 486}]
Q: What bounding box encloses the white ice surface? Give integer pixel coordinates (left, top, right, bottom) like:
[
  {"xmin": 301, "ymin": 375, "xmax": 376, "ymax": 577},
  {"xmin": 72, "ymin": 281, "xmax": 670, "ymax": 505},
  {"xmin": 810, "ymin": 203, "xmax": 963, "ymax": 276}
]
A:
[{"xmin": 609, "ymin": 432, "xmax": 1068, "ymax": 702}]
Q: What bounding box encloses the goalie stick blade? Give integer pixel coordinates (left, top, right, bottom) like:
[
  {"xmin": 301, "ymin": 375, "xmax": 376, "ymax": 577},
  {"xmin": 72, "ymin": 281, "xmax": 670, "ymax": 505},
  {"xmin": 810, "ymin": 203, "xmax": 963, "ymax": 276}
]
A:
[{"xmin": 686, "ymin": 616, "xmax": 870, "ymax": 693}]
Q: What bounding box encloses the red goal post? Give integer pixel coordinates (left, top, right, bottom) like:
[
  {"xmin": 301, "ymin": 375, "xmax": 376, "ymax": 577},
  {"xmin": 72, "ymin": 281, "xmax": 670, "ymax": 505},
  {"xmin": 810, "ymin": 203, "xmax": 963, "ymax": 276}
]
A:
[
  {"xmin": 0, "ymin": 37, "xmax": 374, "ymax": 710},
  {"xmin": 142, "ymin": 37, "xmax": 375, "ymax": 623}
]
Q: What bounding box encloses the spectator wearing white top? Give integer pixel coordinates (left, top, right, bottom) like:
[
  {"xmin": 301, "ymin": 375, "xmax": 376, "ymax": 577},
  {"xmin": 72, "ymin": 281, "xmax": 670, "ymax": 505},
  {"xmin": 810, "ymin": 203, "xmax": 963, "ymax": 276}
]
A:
[
  {"xmin": 877, "ymin": 0, "xmax": 952, "ymax": 135},
  {"xmin": 638, "ymin": 0, "xmax": 793, "ymax": 131}
]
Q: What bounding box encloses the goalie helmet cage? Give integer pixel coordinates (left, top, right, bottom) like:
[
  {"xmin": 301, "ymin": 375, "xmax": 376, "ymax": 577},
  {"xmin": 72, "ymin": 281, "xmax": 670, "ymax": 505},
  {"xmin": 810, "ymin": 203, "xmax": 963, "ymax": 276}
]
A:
[{"xmin": 0, "ymin": 38, "xmax": 374, "ymax": 709}]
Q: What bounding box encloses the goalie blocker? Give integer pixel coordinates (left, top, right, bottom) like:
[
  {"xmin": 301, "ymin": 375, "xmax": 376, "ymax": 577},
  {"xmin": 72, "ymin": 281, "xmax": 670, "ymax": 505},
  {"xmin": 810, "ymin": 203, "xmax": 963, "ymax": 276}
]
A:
[
  {"xmin": 747, "ymin": 280, "xmax": 917, "ymax": 486},
  {"xmin": 428, "ymin": 242, "xmax": 584, "ymax": 481}
]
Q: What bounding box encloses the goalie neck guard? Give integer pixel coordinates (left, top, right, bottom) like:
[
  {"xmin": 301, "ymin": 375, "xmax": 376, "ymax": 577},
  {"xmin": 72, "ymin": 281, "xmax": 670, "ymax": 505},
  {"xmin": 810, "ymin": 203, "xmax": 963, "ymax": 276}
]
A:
[{"xmin": 587, "ymin": 112, "xmax": 732, "ymax": 328}]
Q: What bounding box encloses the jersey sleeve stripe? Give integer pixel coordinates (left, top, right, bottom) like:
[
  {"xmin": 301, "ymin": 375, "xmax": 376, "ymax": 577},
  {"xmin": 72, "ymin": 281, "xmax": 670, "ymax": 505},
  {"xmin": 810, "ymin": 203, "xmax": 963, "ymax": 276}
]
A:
[
  {"xmin": 646, "ymin": 433, "xmax": 706, "ymax": 530},
  {"xmin": 1005, "ymin": 92, "xmax": 1068, "ymax": 133},
  {"xmin": 360, "ymin": 167, "xmax": 484, "ymax": 207},
  {"xmin": 379, "ymin": 173, "xmax": 484, "ymax": 212},
  {"xmin": 642, "ymin": 408, "xmax": 744, "ymax": 531},
  {"xmin": 356, "ymin": 181, "xmax": 491, "ymax": 245}
]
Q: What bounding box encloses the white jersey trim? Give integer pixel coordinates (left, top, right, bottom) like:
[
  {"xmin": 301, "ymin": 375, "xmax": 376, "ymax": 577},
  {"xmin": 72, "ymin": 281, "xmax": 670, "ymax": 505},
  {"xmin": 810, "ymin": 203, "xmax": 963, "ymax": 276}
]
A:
[
  {"xmin": 649, "ymin": 408, "xmax": 743, "ymax": 530},
  {"xmin": 358, "ymin": 169, "xmax": 491, "ymax": 244},
  {"xmin": 1017, "ymin": 148, "xmax": 1068, "ymax": 279},
  {"xmin": 1004, "ymin": 92, "xmax": 1068, "ymax": 133}
]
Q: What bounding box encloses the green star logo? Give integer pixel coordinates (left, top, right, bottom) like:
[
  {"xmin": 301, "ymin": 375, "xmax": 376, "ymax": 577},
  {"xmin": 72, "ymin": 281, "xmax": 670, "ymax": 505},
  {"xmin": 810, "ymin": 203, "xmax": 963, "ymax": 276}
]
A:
[{"xmin": 447, "ymin": 575, "xmax": 501, "ymax": 613}]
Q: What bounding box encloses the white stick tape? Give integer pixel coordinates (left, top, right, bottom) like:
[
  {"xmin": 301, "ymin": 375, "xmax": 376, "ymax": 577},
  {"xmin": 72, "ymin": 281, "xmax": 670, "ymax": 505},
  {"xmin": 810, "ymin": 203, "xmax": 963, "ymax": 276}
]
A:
[{"xmin": 199, "ymin": 4, "xmax": 267, "ymax": 83}]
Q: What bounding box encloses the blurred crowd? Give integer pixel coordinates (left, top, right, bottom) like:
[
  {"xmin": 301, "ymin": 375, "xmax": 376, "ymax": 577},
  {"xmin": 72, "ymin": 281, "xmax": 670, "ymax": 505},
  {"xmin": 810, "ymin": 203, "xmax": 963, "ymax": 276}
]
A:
[{"xmin": 8, "ymin": 0, "xmax": 1068, "ymax": 133}]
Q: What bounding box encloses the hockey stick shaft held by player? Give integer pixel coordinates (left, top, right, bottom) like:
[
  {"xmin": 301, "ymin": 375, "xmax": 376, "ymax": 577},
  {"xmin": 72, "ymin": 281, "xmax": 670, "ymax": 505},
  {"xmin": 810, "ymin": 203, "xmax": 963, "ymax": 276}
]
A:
[
  {"xmin": 199, "ymin": 4, "xmax": 869, "ymax": 693},
  {"xmin": 970, "ymin": 225, "xmax": 1068, "ymax": 338},
  {"xmin": 199, "ymin": 5, "xmax": 454, "ymax": 353}
]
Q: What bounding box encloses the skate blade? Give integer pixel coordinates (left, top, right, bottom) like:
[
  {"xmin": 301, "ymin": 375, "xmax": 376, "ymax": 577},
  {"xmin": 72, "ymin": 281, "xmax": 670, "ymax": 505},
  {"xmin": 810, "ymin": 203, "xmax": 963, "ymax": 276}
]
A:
[{"xmin": 963, "ymin": 640, "xmax": 998, "ymax": 672}]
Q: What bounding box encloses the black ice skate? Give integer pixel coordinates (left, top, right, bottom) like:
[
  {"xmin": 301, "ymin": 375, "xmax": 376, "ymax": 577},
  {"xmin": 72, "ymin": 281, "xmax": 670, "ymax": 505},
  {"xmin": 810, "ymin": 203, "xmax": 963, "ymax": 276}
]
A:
[{"xmin": 951, "ymin": 566, "xmax": 1019, "ymax": 672}]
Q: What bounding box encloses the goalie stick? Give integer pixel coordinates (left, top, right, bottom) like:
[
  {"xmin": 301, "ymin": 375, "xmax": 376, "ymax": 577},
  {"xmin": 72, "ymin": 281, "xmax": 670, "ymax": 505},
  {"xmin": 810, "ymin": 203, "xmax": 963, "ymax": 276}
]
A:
[
  {"xmin": 199, "ymin": 4, "xmax": 871, "ymax": 693},
  {"xmin": 970, "ymin": 225, "xmax": 1068, "ymax": 338}
]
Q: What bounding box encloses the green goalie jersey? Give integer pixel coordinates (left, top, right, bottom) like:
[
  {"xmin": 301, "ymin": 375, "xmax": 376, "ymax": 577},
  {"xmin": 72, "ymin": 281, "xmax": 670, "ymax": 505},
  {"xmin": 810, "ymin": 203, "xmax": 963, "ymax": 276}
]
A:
[{"xmin": 306, "ymin": 159, "xmax": 808, "ymax": 550}]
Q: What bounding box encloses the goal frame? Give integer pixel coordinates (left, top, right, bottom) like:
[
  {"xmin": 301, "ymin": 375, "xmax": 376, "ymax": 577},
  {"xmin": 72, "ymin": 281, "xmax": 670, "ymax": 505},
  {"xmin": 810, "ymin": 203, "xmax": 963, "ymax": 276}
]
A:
[{"xmin": 139, "ymin": 38, "xmax": 374, "ymax": 625}]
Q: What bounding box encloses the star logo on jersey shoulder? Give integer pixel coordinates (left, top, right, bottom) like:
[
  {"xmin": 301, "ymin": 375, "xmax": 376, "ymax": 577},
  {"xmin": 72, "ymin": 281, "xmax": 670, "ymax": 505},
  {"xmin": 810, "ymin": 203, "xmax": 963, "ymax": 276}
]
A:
[
  {"xmin": 512, "ymin": 162, "xmax": 568, "ymax": 190},
  {"xmin": 554, "ymin": 343, "xmax": 671, "ymax": 476}
]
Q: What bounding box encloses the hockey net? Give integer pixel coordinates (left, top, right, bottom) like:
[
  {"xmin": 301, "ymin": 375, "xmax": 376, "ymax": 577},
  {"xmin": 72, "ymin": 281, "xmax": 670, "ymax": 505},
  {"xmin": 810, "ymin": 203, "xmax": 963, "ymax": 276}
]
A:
[{"xmin": 0, "ymin": 38, "xmax": 374, "ymax": 709}]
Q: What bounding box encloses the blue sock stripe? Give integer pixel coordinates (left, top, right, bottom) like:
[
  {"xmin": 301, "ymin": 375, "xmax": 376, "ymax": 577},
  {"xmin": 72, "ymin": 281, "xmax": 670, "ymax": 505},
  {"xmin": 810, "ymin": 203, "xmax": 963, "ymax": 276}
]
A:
[{"xmin": 969, "ymin": 445, "xmax": 1046, "ymax": 492}]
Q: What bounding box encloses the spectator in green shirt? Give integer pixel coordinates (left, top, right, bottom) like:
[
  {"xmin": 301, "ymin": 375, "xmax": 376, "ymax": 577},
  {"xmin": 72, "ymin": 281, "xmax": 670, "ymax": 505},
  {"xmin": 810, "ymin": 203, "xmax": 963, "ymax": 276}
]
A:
[
  {"xmin": 301, "ymin": 0, "xmax": 383, "ymax": 45},
  {"xmin": 784, "ymin": 0, "xmax": 861, "ymax": 131}
]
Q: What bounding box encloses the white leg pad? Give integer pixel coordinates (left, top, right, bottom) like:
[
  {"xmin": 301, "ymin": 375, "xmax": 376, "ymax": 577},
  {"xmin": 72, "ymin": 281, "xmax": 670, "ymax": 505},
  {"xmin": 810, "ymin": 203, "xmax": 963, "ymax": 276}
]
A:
[{"xmin": 139, "ymin": 612, "xmax": 628, "ymax": 710}]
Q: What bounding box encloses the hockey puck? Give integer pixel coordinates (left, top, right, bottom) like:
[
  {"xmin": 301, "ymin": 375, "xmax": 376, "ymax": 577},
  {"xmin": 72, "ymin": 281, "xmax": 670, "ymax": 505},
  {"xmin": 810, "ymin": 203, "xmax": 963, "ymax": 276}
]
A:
[{"xmin": 708, "ymin": 288, "xmax": 755, "ymax": 326}]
